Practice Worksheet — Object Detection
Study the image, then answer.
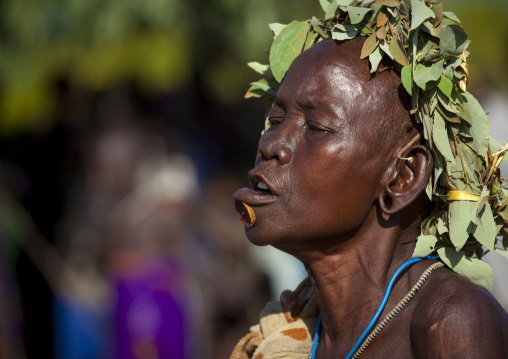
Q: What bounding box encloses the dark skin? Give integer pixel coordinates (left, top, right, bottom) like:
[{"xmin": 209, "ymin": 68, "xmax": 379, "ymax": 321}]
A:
[{"xmin": 234, "ymin": 38, "xmax": 508, "ymax": 358}]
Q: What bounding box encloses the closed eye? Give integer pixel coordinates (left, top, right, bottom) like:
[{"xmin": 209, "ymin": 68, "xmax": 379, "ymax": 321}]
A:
[
  {"xmin": 306, "ymin": 120, "xmax": 332, "ymax": 133},
  {"xmin": 268, "ymin": 117, "xmax": 284, "ymax": 129}
]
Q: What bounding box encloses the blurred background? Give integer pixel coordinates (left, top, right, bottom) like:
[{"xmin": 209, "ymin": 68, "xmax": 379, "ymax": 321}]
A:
[{"xmin": 0, "ymin": 0, "xmax": 506, "ymax": 358}]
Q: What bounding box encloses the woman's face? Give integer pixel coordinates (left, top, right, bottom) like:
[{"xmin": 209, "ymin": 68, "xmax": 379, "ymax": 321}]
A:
[{"xmin": 234, "ymin": 40, "xmax": 397, "ymax": 249}]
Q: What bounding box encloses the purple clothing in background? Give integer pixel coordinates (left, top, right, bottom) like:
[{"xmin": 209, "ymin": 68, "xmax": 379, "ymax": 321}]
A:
[{"xmin": 113, "ymin": 256, "xmax": 187, "ymax": 359}]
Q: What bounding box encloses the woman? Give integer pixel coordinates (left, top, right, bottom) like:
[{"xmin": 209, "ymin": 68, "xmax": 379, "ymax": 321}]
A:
[{"xmin": 231, "ymin": 2, "xmax": 508, "ymax": 358}]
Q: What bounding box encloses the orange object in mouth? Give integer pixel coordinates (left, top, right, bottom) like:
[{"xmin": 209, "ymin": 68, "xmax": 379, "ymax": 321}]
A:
[{"xmin": 235, "ymin": 200, "xmax": 256, "ymax": 227}]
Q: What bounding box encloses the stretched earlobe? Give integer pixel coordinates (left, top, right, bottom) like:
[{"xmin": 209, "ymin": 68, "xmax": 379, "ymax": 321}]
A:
[
  {"xmin": 379, "ymin": 145, "xmax": 433, "ymax": 215},
  {"xmin": 378, "ymin": 190, "xmax": 393, "ymax": 214}
]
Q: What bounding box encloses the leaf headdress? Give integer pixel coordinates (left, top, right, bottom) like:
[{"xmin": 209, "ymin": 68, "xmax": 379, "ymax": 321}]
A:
[{"xmin": 246, "ymin": 0, "xmax": 508, "ymax": 289}]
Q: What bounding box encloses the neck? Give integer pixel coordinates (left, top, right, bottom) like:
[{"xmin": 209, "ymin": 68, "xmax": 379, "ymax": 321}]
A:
[{"xmin": 273, "ymin": 204, "xmax": 423, "ymax": 351}]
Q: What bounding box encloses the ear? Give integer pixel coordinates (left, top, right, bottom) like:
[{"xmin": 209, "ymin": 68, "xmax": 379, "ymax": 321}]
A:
[{"xmin": 378, "ymin": 145, "xmax": 433, "ymax": 215}]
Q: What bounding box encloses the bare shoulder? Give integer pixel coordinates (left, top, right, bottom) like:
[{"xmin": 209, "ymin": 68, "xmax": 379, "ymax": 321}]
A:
[{"xmin": 410, "ymin": 266, "xmax": 508, "ymax": 359}]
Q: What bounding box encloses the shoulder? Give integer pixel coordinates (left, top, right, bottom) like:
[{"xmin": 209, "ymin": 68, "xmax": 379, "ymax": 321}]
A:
[{"xmin": 410, "ymin": 267, "xmax": 508, "ymax": 358}]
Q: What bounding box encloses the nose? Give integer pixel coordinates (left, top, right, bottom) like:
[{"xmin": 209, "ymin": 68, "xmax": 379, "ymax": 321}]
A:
[{"xmin": 257, "ymin": 122, "xmax": 293, "ymax": 165}]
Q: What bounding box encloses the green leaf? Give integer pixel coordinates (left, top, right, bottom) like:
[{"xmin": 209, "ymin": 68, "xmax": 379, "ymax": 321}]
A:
[
  {"xmin": 347, "ymin": 6, "xmax": 373, "ymax": 24},
  {"xmin": 445, "ymin": 56, "xmax": 463, "ymax": 78},
  {"xmin": 379, "ymin": 40, "xmax": 393, "ymax": 59},
  {"xmin": 319, "ymin": 0, "xmax": 331, "ymax": 13},
  {"xmin": 418, "ymin": 110, "xmax": 433, "ymax": 142},
  {"xmin": 389, "ymin": 36, "xmax": 409, "ymax": 66},
  {"xmin": 413, "ymin": 60, "xmax": 444, "ymax": 90},
  {"xmin": 412, "ymin": 235, "xmax": 438, "ymax": 258},
  {"xmin": 437, "ymin": 92, "xmax": 459, "ymax": 115},
  {"xmin": 433, "ymin": 110, "xmax": 455, "ymax": 164},
  {"xmin": 437, "ymin": 247, "xmax": 493, "ymax": 289},
  {"xmin": 459, "ymin": 92, "xmax": 490, "ymax": 157},
  {"xmin": 447, "ymin": 152, "xmax": 462, "ymax": 179},
  {"xmin": 247, "ymin": 62, "xmax": 271, "ymax": 76},
  {"xmin": 269, "ymin": 21, "xmax": 311, "ymax": 83},
  {"xmin": 246, "ymin": 79, "xmax": 276, "ymax": 98},
  {"xmin": 425, "ymin": 176, "xmax": 433, "ymax": 199},
  {"xmin": 304, "ymin": 30, "xmax": 318, "ymax": 50},
  {"xmin": 437, "ymin": 75, "xmax": 453, "ymax": 98},
  {"xmin": 375, "ymin": 0, "xmax": 400, "ymax": 7},
  {"xmin": 410, "ymin": 0, "xmax": 435, "ymax": 31},
  {"xmin": 439, "ymin": 24, "xmax": 468, "ymax": 57},
  {"xmin": 360, "ymin": 26, "xmax": 374, "ymax": 36},
  {"xmin": 420, "ymin": 20, "xmax": 437, "ymax": 37},
  {"xmin": 411, "ymin": 31, "xmax": 418, "ymax": 65},
  {"xmin": 325, "ymin": 1, "xmax": 339, "ymax": 19},
  {"xmin": 401, "ymin": 65, "xmax": 412, "ymax": 95},
  {"xmin": 442, "ymin": 11, "xmax": 461, "ymax": 23},
  {"xmin": 245, "ymin": 88, "xmax": 263, "ymax": 99},
  {"xmin": 437, "ymin": 218, "xmax": 449, "ymax": 234},
  {"xmin": 469, "ymin": 187, "xmax": 497, "ymax": 250},
  {"xmin": 457, "ymin": 141, "xmax": 479, "ymax": 184},
  {"xmin": 475, "ymin": 201, "xmax": 497, "ymax": 249},
  {"xmin": 332, "ymin": 24, "xmax": 358, "ymax": 41},
  {"xmin": 371, "ymin": 2, "xmax": 383, "ymax": 16},
  {"xmin": 337, "ymin": 0, "xmax": 355, "ymax": 5},
  {"xmin": 449, "ymin": 199, "xmax": 475, "ymax": 250},
  {"xmin": 269, "ymin": 23, "xmax": 287, "ymax": 38},
  {"xmin": 261, "ymin": 117, "xmax": 270, "ymax": 136},
  {"xmin": 360, "ymin": 34, "xmax": 378, "ymax": 59},
  {"xmin": 246, "ymin": 78, "xmax": 277, "ymax": 96},
  {"xmin": 369, "ymin": 46, "xmax": 383, "ymax": 73},
  {"xmin": 417, "ymin": 40, "xmax": 439, "ymax": 62},
  {"xmin": 311, "ymin": 17, "xmax": 330, "ymax": 38},
  {"xmin": 432, "ymin": 150, "xmax": 444, "ymax": 192},
  {"xmin": 248, "ymin": 81, "xmax": 270, "ymax": 92}
]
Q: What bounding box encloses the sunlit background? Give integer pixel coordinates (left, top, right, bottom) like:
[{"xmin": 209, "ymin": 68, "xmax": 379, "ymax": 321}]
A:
[{"xmin": 0, "ymin": 1, "xmax": 507, "ymax": 358}]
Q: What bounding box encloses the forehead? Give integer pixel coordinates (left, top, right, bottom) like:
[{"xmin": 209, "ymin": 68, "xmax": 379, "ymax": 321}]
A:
[
  {"xmin": 278, "ymin": 41, "xmax": 365, "ymax": 108},
  {"xmin": 274, "ymin": 40, "xmax": 382, "ymax": 130}
]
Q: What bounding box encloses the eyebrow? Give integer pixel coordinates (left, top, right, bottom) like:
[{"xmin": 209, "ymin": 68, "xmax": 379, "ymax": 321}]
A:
[
  {"xmin": 294, "ymin": 96, "xmax": 316, "ymax": 110},
  {"xmin": 271, "ymin": 96, "xmax": 287, "ymax": 111},
  {"xmin": 295, "ymin": 93, "xmax": 335, "ymax": 113}
]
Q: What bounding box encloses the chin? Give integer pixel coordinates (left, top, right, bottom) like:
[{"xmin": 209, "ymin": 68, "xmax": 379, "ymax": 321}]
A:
[
  {"xmin": 245, "ymin": 224, "xmax": 304, "ymax": 250},
  {"xmin": 244, "ymin": 226, "xmax": 272, "ymax": 246},
  {"xmin": 244, "ymin": 224, "xmax": 286, "ymax": 247}
]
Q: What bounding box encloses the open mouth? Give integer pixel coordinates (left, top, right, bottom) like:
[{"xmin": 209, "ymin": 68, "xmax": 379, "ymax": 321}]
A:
[
  {"xmin": 252, "ymin": 177, "xmax": 274, "ymax": 195},
  {"xmin": 233, "ymin": 173, "xmax": 278, "ymax": 207}
]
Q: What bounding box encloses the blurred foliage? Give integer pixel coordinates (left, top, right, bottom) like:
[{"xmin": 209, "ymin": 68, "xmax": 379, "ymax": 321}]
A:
[
  {"xmin": 446, "ymin": 0, "xmax": 508, "ymax": 90},
  {"xmin": 0, "ymin": 0, "xmax": 195, "ymax": 135},
  {"xmin": 0, "ymin": 0, "xmax": 505, "ymax": 137}
]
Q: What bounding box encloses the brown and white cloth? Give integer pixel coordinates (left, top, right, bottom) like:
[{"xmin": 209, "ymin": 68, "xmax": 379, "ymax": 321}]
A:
[{"xmin": 230, "ymin": 278, "xmax": 319, "ymax": 359}]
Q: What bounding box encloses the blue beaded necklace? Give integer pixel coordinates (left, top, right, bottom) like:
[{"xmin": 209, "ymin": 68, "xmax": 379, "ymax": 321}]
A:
[{"xmin": 309, "ymin": 256, "xmax": 438, "ymax": 359}]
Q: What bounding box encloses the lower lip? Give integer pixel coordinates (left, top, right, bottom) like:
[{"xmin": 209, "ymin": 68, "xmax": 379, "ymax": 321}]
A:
[{"xmin": 233, "ymin": 188, "xmax": 279, "ymax": 206}]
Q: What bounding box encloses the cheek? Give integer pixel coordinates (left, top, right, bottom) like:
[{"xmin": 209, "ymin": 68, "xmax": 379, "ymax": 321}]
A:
[
  {"xmin": 304, "ymin": 176, "xmax": 373, "ymax": 232},
  {"xmin": 296, "ymin": 155, "xmax": 381, "ymax": 231}
]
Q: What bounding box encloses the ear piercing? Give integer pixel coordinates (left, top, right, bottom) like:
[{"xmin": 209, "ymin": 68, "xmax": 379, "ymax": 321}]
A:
[
  {"xmin": 397, "ymin": 133, "xmax": 421, "ymax": 161},
  {"xmin": 235, "ymin": 201, "xmax": 256, "ymax": 227}
]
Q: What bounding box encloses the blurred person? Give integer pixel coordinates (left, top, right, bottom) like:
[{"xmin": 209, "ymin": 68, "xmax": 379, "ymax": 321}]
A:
[
  {"xmin": 0, "ymin": 184, "xmax": 26, "ymax": 359},
  {"xmin": 105, "ymin": 151, "xmax": 202, "ymax": 359},
  {"xmin": 54, "ymin": 126, "xmax": 150, "ymax": 359},
  {"xmin": 55, "ymin": 124, "xmax": 205, "ymax": 359},
  {"xmin": 193, "ymin": 174, "xmax": 271, "ymax": 359}
]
